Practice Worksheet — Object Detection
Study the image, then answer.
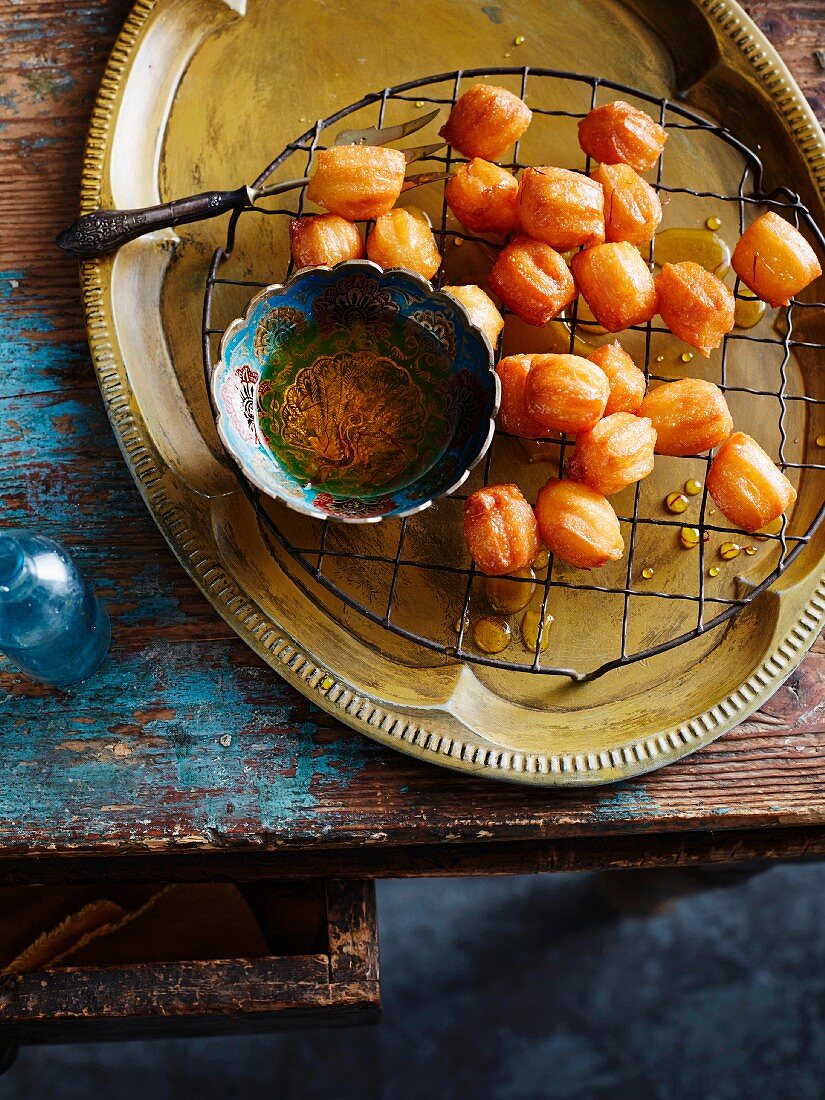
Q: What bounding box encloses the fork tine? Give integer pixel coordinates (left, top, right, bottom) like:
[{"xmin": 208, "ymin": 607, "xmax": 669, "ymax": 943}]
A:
[
  {"xmin": 333, "ymin": 107, "xmax": 440, "ymax": 147},
  {"xmin": 403, "ymin": 141, "xmax": 446, "ymax": 164},
  {"xmin": 401, "ymin": 171, "xmax": 450, "ymax": 191}
]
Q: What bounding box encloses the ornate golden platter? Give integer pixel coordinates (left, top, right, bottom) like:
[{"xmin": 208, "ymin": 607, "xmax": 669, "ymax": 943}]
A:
[{"xmin": 79, "ymin": 0, "xmax": 825, "ymax": 785}]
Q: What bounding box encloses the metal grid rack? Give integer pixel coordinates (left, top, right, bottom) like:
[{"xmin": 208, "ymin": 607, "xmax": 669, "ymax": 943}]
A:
[{"xmin": 202, "ymin": 67, "xmax": 825, "ymax": 682}]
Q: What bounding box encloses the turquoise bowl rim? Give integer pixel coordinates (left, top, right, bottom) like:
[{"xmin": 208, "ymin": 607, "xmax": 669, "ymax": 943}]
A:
[{"xmin": 211, "ymin": 259, "xmax": 500, "ymax": 524}]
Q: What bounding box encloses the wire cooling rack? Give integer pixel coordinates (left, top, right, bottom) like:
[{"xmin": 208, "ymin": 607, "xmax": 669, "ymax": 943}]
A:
[{"xmin": 202, "ymin": 67, "xmax": 825, "ymax": 682}]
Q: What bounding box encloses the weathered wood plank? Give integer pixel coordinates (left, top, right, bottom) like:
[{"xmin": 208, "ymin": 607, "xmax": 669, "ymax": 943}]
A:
[
  {"xmin": 326, "ymin": 880, "xmax": 380, "ymax": 982},
  {"xmin": 4, "ymin": 824, "xmax": 825, "ymax": 883},
  {"xmin": 0, "ymin": 959, "xmax": 380, "ymax": 1040},
  {"xmin": 0, "ymin": 632, "xmax": 822, "ymax": 857}
]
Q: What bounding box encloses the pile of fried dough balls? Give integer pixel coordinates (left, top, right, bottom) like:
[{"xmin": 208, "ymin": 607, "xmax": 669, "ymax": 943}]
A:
[{"xmin": 291, "ymin": 84, "xmax": 821, "ymax": 575}]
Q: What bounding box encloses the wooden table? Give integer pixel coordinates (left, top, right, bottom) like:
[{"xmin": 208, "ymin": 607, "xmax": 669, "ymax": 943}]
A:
[{"xmin": 2, "ymin": 0, "xmax": 825, "ymax": 887}]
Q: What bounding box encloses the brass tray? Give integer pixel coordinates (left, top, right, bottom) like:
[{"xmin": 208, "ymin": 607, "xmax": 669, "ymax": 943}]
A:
[{"xmin": 80, "ymin": 0, "xmax": 825, "ymax": 786}]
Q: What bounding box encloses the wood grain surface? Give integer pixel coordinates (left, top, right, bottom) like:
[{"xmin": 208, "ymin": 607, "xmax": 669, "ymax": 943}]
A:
[{"xmin": 1, "ymin": 0, "xmax": 824, "ymax": 876}]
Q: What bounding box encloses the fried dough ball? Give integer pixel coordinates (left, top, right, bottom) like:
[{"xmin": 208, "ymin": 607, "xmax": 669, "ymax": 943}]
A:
[
  {"xmin": 440, "ymin": 84, "xmax": 532, "ymax": 160},
  {"xmin": 568, "ymin": 413, "xmax": 656, "ymax": 496},
  {"xmin": 495, "ymin": 355, "xmax": 555, "ymax": 438},
  {"xmin": 655, "ymin": 261, "xmax": 734, "ymax": 356},
  {"xmin": 639, "ymin": 378, "xmax": 732, "ymax": 456},
  {"xmin": 306, "ymin": 145, "xmax": 406, "ymax": 220},
  {"xmin": 445, "ymin": 159, "xmax": 520, "ymax": 235},
  {"xmin": 587, "ymin": 341, "xmax": 646, "ymax": 415},
  {"xmin": 443, "ymin": 284, "xmax": 504, "ymax": 348},
  {"xmin": 366, "ymin": 208, "xmax": 441, "ymax": 280},
  {"xmin": 463, "ymin": 484, "xmax": 539, "ymax": 576},
  {"xmin": 488, "ymin": 237, "xmax": 576, "ymax": 326},
  {"xmin": 289, "ymin": 214, "xmax": 364, "ymax": 269},
  {"xmin": 524, "ymin": 353, "xmax": 609, "ymax": 434},
  {"xmin": 517, "ymin": 167, "xmax": 605, "ymax": 250},
  {"xmin": 570, "ymin": 242, "xmax": 657, "ymax": 332},
  {"xmin": 731, "ymin": 211, "xmax": 822, "ymax": 307},
  {"xmin": 706, "ymin": 432, "xmax": 797, "ymax": 533},
  {"xmin": 578, "ymin": 100, "xmax": 668, "ymax": 173},
  {"xmin": 591, "ymin": 162, "xmax": 662, "ymax": 245},
  {"xmin": 534, "ymin": 478, "xmax": 624, "ymax": 570}
]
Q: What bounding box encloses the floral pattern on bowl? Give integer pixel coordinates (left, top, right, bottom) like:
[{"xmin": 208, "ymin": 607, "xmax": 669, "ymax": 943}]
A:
[{"xmin": 211, "ymin": 260, "xmax": 498, "ymax": 523}]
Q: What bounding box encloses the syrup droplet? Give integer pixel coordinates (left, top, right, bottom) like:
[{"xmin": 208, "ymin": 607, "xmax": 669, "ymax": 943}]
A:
[
  {"xmin": 744, "ymin": 545, "xmax": 757, "ymax": 556},
  {"xmin": 681, "ymin": 351, "xmax": 694, "ymax": 363},
  {"xmin": 734, "ymin": 286, "xmax": 767, "ymax": 329},
  {"xmin": 514, "ymin": 34, "xmax": 525, "ymax": 45},
  {"xmin": 684, "ymin": 478, "xmax": 703, "ymax": 496},
  {"xmin": 473, "ymin": 616, "xmax": 511, "ymax": 654},
  {"xmin": 453, "ymin": 235, "xmax": 464, "ymax": 247},
  {"xmin": 655, "ymin": 354, "xmax": 665, "ymax": 363},
  {"xmin": 641, "ymin": 566, "xmax": 655, "ymax": 579},
  {"xmin": 705, "ymin": 215, "xmax": 722, "ymax": 231},
  {"xmin": 817, "ymin": 434, "xmax": 825, "ymax": 447},
  {"xmin": 719, "ymin": 541, "xmax": 741, "ymax": 560},
  {"xmin": 708, "ymin": 566, "xmax": 720, "ymax": 577},
  {"xmin": 653, "ymin": 226, "xmax": 731, "ymax": 278},
  {"xmin": 666, "ymin": 491, "xmax": 689, "ymax": 514},
  {"xmin": 485, "ymin": 567, "xmax": 535, "ymax": 614},
  {"xmin": 679, "ymin": 526, "xmax": 700, "ymax": 549},
  {"xmin": 521, "ymin": 610, "xmax": 553, "ymax": 653},
  {"xmin": 454, "ymin": 613, "xmax": 469, "ymax": 634},
  {"xmin": 415, "ymin": 100, "xmax": 425, "ymax": 108}
]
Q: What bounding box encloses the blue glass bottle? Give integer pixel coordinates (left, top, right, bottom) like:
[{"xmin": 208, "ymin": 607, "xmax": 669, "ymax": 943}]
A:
[{"xmin": 0, "ymin": 531, "xmax": 110, "ymax": 687}]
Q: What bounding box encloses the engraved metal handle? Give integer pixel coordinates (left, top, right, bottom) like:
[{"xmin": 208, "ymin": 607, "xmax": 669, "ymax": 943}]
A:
[{"xmin": 55, "ymin": 186, "xmax": 252, "ymax": 258}]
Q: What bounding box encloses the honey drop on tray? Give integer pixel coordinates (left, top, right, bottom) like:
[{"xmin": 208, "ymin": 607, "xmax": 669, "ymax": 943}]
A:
[
  {"xmin": 521, "ymin": 610, "xmax": 553, "ymax": 654},
  {"xmin": 666, "ymin": 491, "xmax": 690, "ymax": 514},
  {"xmin": 734, "ymin": 287, "xmax": 767, "ymax": 329},
  {"xmin": 473, "ymin": 616, "xmax": 512, "ymax": 654},
  {"xmin": 485, "ymin": 568, "xmax": 536, "ymax": 614},
  {"xmin": 653, "ymin": 227, "xmax": 731, "ymax": 278}
]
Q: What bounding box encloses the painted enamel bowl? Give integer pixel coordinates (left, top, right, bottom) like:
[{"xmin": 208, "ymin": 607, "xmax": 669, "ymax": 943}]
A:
[{"xmin": 211, "ymin": 260, "xmax": 498, "ymax": 522}]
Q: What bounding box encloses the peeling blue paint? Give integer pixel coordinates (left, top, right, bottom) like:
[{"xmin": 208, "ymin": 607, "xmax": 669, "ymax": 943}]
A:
[
  {"xmin": 593, "ymin": 781, "xmax": 663, "ymax": 822},
  {"xmin": 0, "ymin": 269, "xmax": 90, "ymax": 398},
  {"xmin": 0, "ymin": 643, "xmax": 373, "ymax": 843}
]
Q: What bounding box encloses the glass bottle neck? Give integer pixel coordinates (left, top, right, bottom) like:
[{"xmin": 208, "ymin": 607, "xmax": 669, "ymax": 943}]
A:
[{"xmin": 0, "ymin": 537, "xmax": 25, "ymax": 592}]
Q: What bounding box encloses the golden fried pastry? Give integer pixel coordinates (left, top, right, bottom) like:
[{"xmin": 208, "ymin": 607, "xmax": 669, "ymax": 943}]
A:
[
  {"xmin": 524, "ymin": 353, "xmax": 609, "ymax": 434},
  {"xmin": 706, "ymin": 432, "xmax": 797, "ymax": 533},
  {"xmin": 463, "ymin": 484, "xmax": 539, "ymax": 576},
  {"xmin": 366, "ymin": 208, "xmax": 441, "ymax": 279},
  {"xmin": 639, "ymin": 377, "xmax": 732, "ymax": 456},
  {"xmin": 570, "ymin": 242, "xmax": 657, "ymax": 332},
  {"xmin": 440, "ymin": 84, "xmax": 532, "ymax": 160},
  {"xmin": 495, "ymin": 355, "xmax": 555, "ymax": 438},
  {"xmin": 534, "ymin": 478, "xmax": 624, "ymax": 569},
  {"xmin": 731, "ymin": 211, "xmax": 822, "ymax": 307},
  {"xmin": 568, "ymin": 412, "xmax": 656, "ymax": 496},
  {"xmin": 655, "ymin": 261, "xmax": 734, "ymax": 356},
  {"xmin": 578, "ymin": 100, "xmax": 668, "ymax": 173},
  {"xmin": 306, "ymin": 145, "xmax": 406, "ymax": 220},
  {"xmin": 289, "ymin": 214, "xmax": 364, "ymax": 269},
  {"xmin": 517, "ymin": 167, "xmax": 605, "ymax": 250},
  {"xmin": 488, "ymin": 237, "xmax": 576, "ymax": 326},
  {"xmin": 587, "ymin": 341, "xmax": 646, "ymax": 415},
  {"xmin": 443, "ymin": 284, "xmax": 504, "ymax": 348},
  {"xmin": 591, "ymin": 162, "xmax": 662, "ymax": 246},
  {"xmin": 445, "ymin": 159, "xmax": 520, "ymax": 235}
]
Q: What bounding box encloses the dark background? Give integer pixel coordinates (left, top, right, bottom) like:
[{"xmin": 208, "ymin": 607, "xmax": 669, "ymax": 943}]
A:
[{"xmin": 5, "ymin": 866, "xmax": 825, "ymax": 1099}]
